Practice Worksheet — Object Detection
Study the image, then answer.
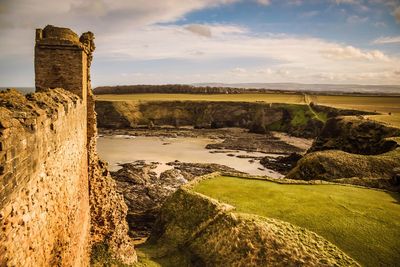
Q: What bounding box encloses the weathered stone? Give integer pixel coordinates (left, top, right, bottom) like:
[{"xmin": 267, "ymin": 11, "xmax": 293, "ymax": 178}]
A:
[{"xmin": 0, "ymin": 25, "xmax": 136, "ymax": 266}]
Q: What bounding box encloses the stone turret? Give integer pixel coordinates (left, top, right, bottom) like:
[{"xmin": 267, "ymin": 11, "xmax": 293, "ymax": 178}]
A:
[
  {"xmin": 35, "ymin": 25, "xmax": 95, "ymax": 102},
  {"xmin": 31, "ymin": 25, "xmax": 137, "ymax": 264}
]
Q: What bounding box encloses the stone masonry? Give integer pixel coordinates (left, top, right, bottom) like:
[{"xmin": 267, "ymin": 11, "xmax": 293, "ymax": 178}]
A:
[{"xmin": 0, "ymin": 25, "xmax": 136, "ymax": 266}]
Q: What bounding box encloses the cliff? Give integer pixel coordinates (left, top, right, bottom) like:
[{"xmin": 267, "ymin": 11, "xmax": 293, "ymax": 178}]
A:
[
  {"xmin": 308, "ymin": 116, "xmax": 400, "ymax": 155},
  {"xmin": 95, "ymin": 100, "xmax": 370, "ymax": 138}
]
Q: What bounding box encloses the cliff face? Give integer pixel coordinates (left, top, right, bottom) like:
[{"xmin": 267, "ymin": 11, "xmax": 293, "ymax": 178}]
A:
[
  {"xmin": 87, "ymin": 91, "xmax": 137, "ymax": 264},
  {"xmin": 96, "ymin": 101, "xmax": 367, "ymax": 138},
  {"xmin": 308, "ymin": 116, "xmax": 400, "ymax": 155}
]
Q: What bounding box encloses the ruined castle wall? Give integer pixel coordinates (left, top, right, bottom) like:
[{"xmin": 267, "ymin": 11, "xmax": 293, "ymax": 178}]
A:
[
  {"xmin": 35, "ymin": 47, "xmax": 88, "ymax": 102},
  {"xmin": 0, "ymin": 25, "xmax": 136, "ymax": 266},
  {"xmin": 0, "ymin": 89, "xmax": 90, "ymax": 266}
]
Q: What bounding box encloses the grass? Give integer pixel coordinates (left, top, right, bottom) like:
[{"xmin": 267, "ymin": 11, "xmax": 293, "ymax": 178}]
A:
[
  {"xmin": 308, "ymin": 95, "xmax": 400, "ymax": 114},
  {"xmin": 365, "ymin": 114, "xmax": 400, "ymax": 128},
  {"xmin": 95, "ymin": 93, "xmax": 305, "ymax": 104},
  {"xmin": 193, "ymin": 176, "xmax": 400, "ymax": 267},
  {"xmin": 90, "ymin": 243, "xmax": 130, "ymax": 267}
]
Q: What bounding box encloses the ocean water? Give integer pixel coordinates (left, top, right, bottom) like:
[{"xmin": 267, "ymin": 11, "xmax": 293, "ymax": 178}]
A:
[{"xmin": 97, "ymin": 135, "xmax": 284, "ymax": 178}]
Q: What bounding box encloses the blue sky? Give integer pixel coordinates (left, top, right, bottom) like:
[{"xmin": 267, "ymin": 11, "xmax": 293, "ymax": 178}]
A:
[{"xmin": 0, "ymin": 0, "xmax": 399, "ymax": 86}]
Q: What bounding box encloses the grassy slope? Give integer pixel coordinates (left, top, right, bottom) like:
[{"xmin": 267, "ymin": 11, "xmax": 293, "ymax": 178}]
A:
[{"xmin": 193, "ymin": 176, "xmax": 400, "ymax": 267}]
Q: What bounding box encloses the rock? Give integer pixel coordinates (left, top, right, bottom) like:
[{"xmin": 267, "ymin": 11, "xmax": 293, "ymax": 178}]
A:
[
  {"xmin": 110, "ymin": 161, "xmax": 241, "ymax": 238},
  {"xmin": 260, "ymin": 153, "xmax": 303, "ymax": 174},
  {"xmin": 392, "ymin": 167, "xmax": 400, "ymax": 186},
  {"xmin": 287, "ymin": 149, "xmax": 400, "ymax": 191},
  {"xmin": 308, "ymin": 116, "xmax": 400, "ymax": 155}
]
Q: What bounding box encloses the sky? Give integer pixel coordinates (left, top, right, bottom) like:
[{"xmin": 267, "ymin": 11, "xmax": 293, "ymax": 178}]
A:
[{"xmin": 0, "ymin": 0, "xmax": 399, "ymax": 87}]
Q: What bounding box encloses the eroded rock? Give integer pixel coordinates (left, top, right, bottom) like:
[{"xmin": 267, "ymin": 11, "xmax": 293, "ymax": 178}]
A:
[{"xmin": 111, "ymin": 161, "xmax": 239, "ymax": 239}]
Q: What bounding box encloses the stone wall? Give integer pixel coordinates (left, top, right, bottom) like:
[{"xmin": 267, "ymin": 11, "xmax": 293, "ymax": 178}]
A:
[
  {"xmin": 0, "ymin": 25, "xmax": 136, "ymax": 266},
  {"xmin": 0, "ymin": 89, "xmax": 90, "ymax": 266}
]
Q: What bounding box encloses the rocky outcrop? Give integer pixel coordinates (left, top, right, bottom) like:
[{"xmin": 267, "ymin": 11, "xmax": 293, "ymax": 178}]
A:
[
  {"xmin": 287, "ymin": 149, "xmax": 400, "ymax": 189},
  {"xmin": 88, "ymin": 82, "xmax": 136, "ymax": 264},
  {"xmin": 111, "ymin": 161, "xmax": 238, "ymax": 239},
  {"xmin": 260, "ymin": 153, "xmax": 303, "ymax": 174},
  {"xmin": 88, "ymin": 156, "xmax": 137, "ymax": 264},
  {"xmin": 149, "ymin": 188, "xmax": 359, "ymax": 266},
  {"xmin": 287, "ymin": 116, "xmax": 400, "ymax": 191},
  {"xmin": 308, "ymin": 116, "xmax": 400, "ymax": 155}
]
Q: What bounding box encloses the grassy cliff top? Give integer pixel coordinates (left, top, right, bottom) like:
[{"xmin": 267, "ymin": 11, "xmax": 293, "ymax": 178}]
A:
[
  {"xmin": 193, "ymin": 175, "xmax": 400, "ymax": 267},
  {"xmin": 95, "ymin": 93, "xmax": 400, "ymax": 128}
]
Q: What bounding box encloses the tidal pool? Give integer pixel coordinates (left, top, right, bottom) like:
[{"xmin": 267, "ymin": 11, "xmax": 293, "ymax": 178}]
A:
[{"xmin": 97, "ymin": 135, "xmax": 284, "ymax": 178}]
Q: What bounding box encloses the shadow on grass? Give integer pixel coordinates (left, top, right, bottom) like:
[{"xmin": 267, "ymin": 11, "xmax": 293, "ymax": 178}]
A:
[{"xmin": 388, "ymin": 191, "xmax": 400, "ymax": 205}]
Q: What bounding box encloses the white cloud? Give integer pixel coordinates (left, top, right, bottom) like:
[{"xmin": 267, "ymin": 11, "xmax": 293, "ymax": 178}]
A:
[
  {"xmin": 93, "ymin": 23, "xmax": 399, "ymax": 85},
  {"xmin": 373, "ymin": 21, "xmax": 386, "ymax": 27},
  {"xmin": 287, "ymin": 0, "xmax": 303, "ymax": 6},
  {"xmin": 300, "ymin": 10, "xmax": 319, "ymax": 18},
  {"xmin": 185, "ymin": 24, "xmax": 212, "ymax": 37},
  {"xmin": 231, "ymin": 67, "xmax": 247, "ymax": 74},
  {"xmin": 0, "ymin": 0, "xmax": 240, "ymax": 30},
  {"xmin": 0, "ymin": 0, "xmax": 399, "ymax": 86},
  {"xmin": 373, "ymin": 36, "xmax": 400, "ymax": 44},
  {"xmin": 346, "ymin": 15, "xmax": 368, "ymax": 24},
  {"xmin": 320, "ymin": 45, "xmax": 390, "ymax": 61},
  {"xmin": 335, "ymin": 0, "xmax": 359, "ymax": 5},
  {"xmin": 256, "ymin": 0, "xmax": 271, "ymax": 6}
]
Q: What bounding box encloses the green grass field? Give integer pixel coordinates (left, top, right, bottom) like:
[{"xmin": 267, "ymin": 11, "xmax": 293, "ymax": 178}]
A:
[{"xmin": 193, "ymin": 176, "xmax": 400, "ymax": 267}]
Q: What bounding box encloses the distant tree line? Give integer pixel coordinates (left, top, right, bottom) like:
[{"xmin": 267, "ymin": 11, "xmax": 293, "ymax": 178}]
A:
[{"xmin": 93, "ymin": 84, "xmax": 400, "ymax": 96}]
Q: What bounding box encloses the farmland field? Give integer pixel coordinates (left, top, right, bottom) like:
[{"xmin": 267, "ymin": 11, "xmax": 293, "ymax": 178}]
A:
[
  {"xmin": 307, "ymin": 95, "xmax": 400, "ymax": 114},
  {"xmin": 193, "ymin": 175, "xmax": 400, "ymax": 267},
  {"xmin": 95, "ymin": 93, "xmax": 305, "ymax": 104}
]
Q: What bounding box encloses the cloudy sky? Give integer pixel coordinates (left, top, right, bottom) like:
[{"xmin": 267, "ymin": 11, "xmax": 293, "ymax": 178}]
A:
[{"xmin": 0, "ymin": 0, "xmax": 399, "ymax": 87}]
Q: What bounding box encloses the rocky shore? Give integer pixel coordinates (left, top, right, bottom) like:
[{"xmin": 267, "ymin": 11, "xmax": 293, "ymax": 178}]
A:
[
  {"xmin": 111, "ymin": 161, "xmax": 239, "ymax": 240},
  {"xmin": 100, "ymin": 126, "xmax": 314, "ymax": 238}
]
